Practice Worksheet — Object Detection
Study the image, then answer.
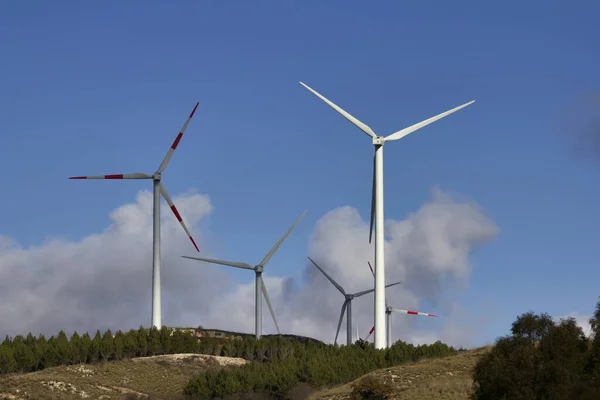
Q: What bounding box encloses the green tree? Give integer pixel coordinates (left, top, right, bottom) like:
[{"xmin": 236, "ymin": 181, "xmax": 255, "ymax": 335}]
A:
[
  {"xmin": 113, "ymin": 330, "xmax": 125, "ymax": 360},
  {"xmin": 80, "ymin": 333, "xmax": 92, "ymax": 363},
  {"xmin": 148, "ymin": 327, "xmax": 161, "ymax": 356},
  {"xmin": 70, "ymin": 331, "xmax": 83, "ymax": 364},
  {"xmin": 137, "ymin": 326, "xmax": 148, "ymax": 357},
  {"xmin": 100, "ymin": 330, "xmax": 115, "ymax": 361},
  {"xmin": 88, "ymin": 330, "xmax": 102, "ymax": 363},
  {"xmin": 56, "ymin": 330, "xmax": 71, "ymax": 365},
  {"xmin": 0, "ymin": 344, "xmax": 17, "ymax": 374}
]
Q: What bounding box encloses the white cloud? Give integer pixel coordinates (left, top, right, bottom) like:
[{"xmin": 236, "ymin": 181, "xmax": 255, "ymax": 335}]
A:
[{"xmin": 0, "ymin": 187, "xmax": 499, "ymax": 348}]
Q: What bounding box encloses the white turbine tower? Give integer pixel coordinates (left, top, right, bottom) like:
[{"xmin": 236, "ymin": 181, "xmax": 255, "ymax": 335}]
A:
[
  {"xmin": 308, "ymin": 257, "xmax": 401, "ymax": 346},
  {"xmin": 299, "ymin": 82, "xmax": 474, "ymax": 349},
  {"xmin": 69, "ymin": 102, "xmax": 201, "ymax": 330},
  {"xmin": 182, "ymin": 211, "xmax": 306, "ymax": 340},
  {"xmin": 364, "ymin": 262, "xmax": 438, "ymax": 347}
]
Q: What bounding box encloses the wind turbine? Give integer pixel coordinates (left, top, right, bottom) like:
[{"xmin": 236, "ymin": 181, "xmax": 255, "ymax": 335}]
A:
[
  {"xmin": 364, "ymin": 262, "xmax": 438, "ymax": 347},
  {"xmin": 307, "ymin": 257, "xmax": 401, "ymax": 346},
  {"xmin": 69, "ymin": 102, "xmax": 201, "ymax": 330},
  {"xmin": 299, "ymin": 82, "xmax": 474, "ymax": 349},
  {"xmin": 183, "ymin": 211, "xmax": 307, "ymax": 340}
]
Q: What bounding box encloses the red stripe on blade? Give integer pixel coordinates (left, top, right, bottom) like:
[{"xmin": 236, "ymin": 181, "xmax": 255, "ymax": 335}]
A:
[
  {"xmin": 189, "ymin": 236, "xmax": 200, "ymax": 252},
  {"xmin": 170, "ymin": 205, "xmax": 183, "ymax": 222},
  {"xmin": 429, "ymin": 314, "xmax": 438, "ymax": 317},
  {"xmin": 368, "ymin": 262, "xmax": 374, "ymax": 273},
  {"xmin": 171, "ymin": 132, "xmax": 183, "ymax": 150},
  {"xmin": 104, "ymin": 174, "xmax": 124, "ymax": 179},
  {"xmin": 369, "ymin": 327, "xmax": 375, "ymax": 334},
  {"xmin": 189, "ymin": 102, "xmax": 199, "ymax": 118},
  {"xmin": 69, "ymin": 176, "xmax": 87, "ymax": 179},
  {"xmin": 407, "ymin": 311, "xmax": 418, "ymax": 315}
]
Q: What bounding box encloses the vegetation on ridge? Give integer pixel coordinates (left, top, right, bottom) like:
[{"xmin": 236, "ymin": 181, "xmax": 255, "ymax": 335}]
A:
[{"xmin": 471, "ymin": 297, "xmax": 600, "ymax": 400}]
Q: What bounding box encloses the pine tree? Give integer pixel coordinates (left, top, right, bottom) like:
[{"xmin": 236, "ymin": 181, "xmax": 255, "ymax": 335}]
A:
[
  {"xmin": 56, "ymin": 330, "xmax": 71, "ymax": 365},
  {"xmin": 12, "ymin": 335, "xmax": 35, "ymax": 372},
  {"xmin": 88, "ymin": 330, "xmax": 102, "ymax": 363},
  {"xmin": 137, "ymin": 326, "xmax": 148, "ymax": 357},
  {"xmin": 159, "ymin": 327, "xmax": 171, "ymax": 354},
  {"xmin": 148, "ymin": 327, "xmax": 161, "ymax": 356},
  {"xmin": 113, "ymin": 331, "xmax": 125, "ymax": 360},
  {"xmin": 43, "ymin": 337, "xmax": 60, "ymax": 368},
  {"xmin": 80, "ymin": 333, "xmax": 92, "ymax": 363},
  {"xmin": 0, "ymin": 344, "xmax": 17, "ymax": 374},
  {"xmin": 100, "ymin": 330, "xmax": 115, "ymax": 361},
  {"xmin": 70, "ymin": 331, "xmax": 83, "ymax": 364}
]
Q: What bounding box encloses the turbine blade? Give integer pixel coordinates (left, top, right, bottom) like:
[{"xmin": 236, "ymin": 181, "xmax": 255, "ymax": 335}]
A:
[
  {"xmin": 352, "ymin": 279, "xmax": 400, "ymax": 298},
  {"xmin": 181, "ymin": 256, "xmax": 254, "ymax": 271},
  {"xmin": 385, "ymin": 100, "xmax": 475, "ymax": 142},
  {"xmin": 334, "ymin": 300, "xmax": 348, "ymax": 346},
  {"xmin": 159, "ymin": 183, "xmax": 199, "ymax": 252},
  {"xmin": 261, "ymin": 282, "xmax": 281, "ymax": 334},
  {"xmin": 307, "ymin": 257, "xmax": 346, "ymax": 295},
  {"xmin": 390, "ymin": 308, "xmax": 438, "ymax": 317},
  {"xmin": 365, "ymin": 326, "xmax": 375, "ymax": 341},
  {"xmin": 367, "ymin": 261, "xmax": 375, "ymax": 278},
  {"xmin": 157, "ymin": 102, "xmax": 199, "ymax": 173},
  {"xmin": 299, "ymin": 82, "xmax": 376, "ymax": 139},
  {"xmin": 352, "ymin": 288, "xmax": 374, "ymax": 298},
  {"xmin": 369, "ymin": 154, "xmax": 375, "ymax": 243},
  {"xmin": 385, "ymin": 281, "xmax": 402, "ymax": 289},
  {"xmin": 259, "ymin": 210, "xmax": 306, "ymax": 266},
  {"xmin": 69, "ymin": 173, "xmax": 152, "ymax": 180}
]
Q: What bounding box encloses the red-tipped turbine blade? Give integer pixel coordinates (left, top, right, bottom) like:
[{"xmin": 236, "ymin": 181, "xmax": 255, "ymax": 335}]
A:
[
  {"xmin": 69, "ymin": 173, "xmax": 152, "ymax": 180},
  {"xmin": 157, "ymin": 102, "xmax": 199, "ymax": 173},
  {"xmin": 159, "ymin": 183, "xmax": 200, "ymax": 252},
  {"xmin": 364, "ymin": 326, "xmax": 375, "ymax": 341},
  {"xmin": 391, "ymin": 308, "xmax": 438, "ymax": 317}
]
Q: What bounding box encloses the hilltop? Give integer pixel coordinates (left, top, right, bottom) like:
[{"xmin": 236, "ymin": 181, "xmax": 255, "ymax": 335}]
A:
[{"xmin": 0, "ymin": 346, "xmax": 489, "ymax": 399}]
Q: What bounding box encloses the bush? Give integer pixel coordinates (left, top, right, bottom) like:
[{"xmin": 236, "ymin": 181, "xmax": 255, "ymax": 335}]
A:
[{"xmin": 351, "ymin": 375, "xmax": 394, "ymax": 400}]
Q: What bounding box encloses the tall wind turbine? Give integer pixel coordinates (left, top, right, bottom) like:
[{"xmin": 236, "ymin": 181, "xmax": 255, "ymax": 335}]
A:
[
  {"xmin": 365, "ymin": 262, "xmax": 438, "ymax": 347},
  {"xmin": 69, "ymin": 102, "xmax": 201, "ymax": 330},
  {"xmin": 183, "ymin": 211, "xmax": 307, "ymax": 339},
  {"xmin": 299, "ymin": 82, "xmax": 474, "ymax": 349},
  {"xmin": 308, "ymin": 257, "xmax": 401, "ymax": 346}
]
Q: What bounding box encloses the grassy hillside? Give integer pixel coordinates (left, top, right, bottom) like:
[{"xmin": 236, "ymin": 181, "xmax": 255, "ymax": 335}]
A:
[
  {"xmin": 0, "ymin": 347, "xmax": 489, "ymax": 400},
  {"xmin": 0, "ymin": 353, "xmax": 247, "ymax": 400},
  {"xmin": 310, "ymin": 346, "xmax": 491, "ymax": 400}
]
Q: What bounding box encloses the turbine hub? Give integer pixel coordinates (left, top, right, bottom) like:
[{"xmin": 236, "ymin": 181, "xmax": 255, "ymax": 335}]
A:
[
  {"xmin": 372, "ymin": 136, "xmax": 385, "ymax": 146},
  {"xmin": 152, "ymin": 172, "xmax": 162, "ymax": 180},
  {"xmin": 255, "ymin": 265, "xmax": 264, "ymax": 273},
  {"xmin": 346, "ymin": 294, "xmax": 354, "ymax": 300}
]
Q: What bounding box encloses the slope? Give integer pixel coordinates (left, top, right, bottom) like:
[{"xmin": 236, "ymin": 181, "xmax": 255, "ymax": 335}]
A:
[
  {"xmin": 310, "ymin": 346, "xmax": 491, "ymax": 400},
  {"xmin": 0, "ymin": 353, "xmax": 247, "ymax": 400}
]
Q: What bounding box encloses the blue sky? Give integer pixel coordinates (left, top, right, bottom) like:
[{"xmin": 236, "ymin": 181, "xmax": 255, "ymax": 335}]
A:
[{"xmin": 1, "ymin": 1, "xmax": 599, "ymax": 345}]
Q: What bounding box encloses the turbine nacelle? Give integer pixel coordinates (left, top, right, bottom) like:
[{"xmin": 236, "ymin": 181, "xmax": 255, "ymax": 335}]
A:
[
  {"xmin": 372, "ymin": 136, "xmax": 385, "ymax": 146},
  {"xmin": 254, "ymin": 265, "xmax": 265, "ymax": 273}
]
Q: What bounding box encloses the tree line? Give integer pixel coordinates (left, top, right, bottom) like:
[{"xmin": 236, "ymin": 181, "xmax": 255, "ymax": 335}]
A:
[
  {"xmin": 472, "ymin": 298, "xmax": 600, "ymax": 399},
  {"xmin": 183, "ymin": 338, "xmax": 457, "ymax": 398},
  {"xmin": 0, "ymin": 324, "xmax": 458, "ymax": 399},
  {"xmin": 0, "ymin": 326, "xmax": 205, "ymax": 374}
]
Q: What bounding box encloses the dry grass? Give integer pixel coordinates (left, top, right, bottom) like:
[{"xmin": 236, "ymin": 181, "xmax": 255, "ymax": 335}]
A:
[
  {"xmin": 0, "ymin": 354, "xmax": 248, "ymax": 400},
  {"xmin": 310, "ymin": 347, "xmax": 491, "ymax": 400}
]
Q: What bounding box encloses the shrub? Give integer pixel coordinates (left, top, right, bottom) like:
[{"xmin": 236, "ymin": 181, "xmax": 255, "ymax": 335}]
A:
[{"xmin": 351, "ymin": 375, "xmax": 394, "ymax": 400}]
